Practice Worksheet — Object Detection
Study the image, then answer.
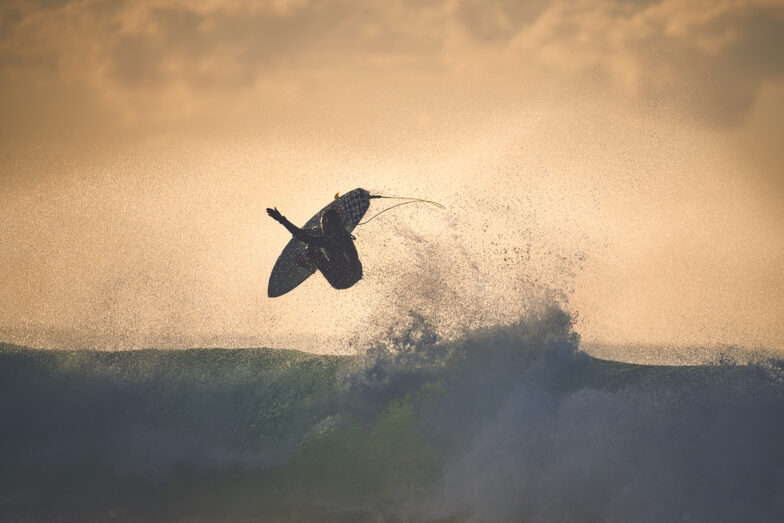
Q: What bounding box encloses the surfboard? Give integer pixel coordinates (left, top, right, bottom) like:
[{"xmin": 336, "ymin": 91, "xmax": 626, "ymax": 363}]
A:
[{"xmin": 267, "ymin": 188, "xmax": 371, "ymax": 298}]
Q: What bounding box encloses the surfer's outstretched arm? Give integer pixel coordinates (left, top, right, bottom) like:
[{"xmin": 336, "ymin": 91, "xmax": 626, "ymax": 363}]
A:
[{"xmin": 267, "ymin": 207, "xmax": 328, "ymax": 246}]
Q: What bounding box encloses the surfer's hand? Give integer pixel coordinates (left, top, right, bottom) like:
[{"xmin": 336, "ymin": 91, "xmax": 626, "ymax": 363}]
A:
[{"xmin": 266, "ymin": 208, "xmax": 283, "ymax": 222}]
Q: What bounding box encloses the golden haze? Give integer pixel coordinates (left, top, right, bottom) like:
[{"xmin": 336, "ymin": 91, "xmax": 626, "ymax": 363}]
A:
[{"xmin": 1, "ymin": 0, "xmax": 782, "ymax": 352}]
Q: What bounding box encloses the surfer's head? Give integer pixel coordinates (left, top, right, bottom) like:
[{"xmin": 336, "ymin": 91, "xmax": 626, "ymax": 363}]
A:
[{"xmin": 320, "ymin": 207, "xmax": 343, "ymax": 235}]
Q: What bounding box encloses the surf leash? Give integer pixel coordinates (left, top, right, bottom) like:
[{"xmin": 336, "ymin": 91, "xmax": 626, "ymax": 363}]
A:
[{"xmin": 356, "ymin": 194, "xmax": 445, "ymax": 226}]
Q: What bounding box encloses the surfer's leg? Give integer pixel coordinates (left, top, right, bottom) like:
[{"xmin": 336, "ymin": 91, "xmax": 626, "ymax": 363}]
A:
[
  {"xmin": 305, "ymin": 244, "xmax": 345, "ymax": 288},
  {"xmin": 305, "ymin": 244, "xmax": 329, "ymax": 272}
]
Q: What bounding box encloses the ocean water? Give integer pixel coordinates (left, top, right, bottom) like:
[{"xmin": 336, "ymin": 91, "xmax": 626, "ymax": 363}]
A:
[{"xmin": 2, "ymin": 307, "xmax": 783, "ymax": 522}]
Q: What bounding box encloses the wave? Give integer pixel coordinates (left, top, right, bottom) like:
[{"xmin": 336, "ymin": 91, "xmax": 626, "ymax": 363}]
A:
[{"xmin": 2, "ymin": 306, "xmax": 783, "ymax": 522}]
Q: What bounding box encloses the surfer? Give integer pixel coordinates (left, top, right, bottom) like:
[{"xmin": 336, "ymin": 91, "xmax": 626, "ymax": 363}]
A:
[{"xmin": 267, "ymin": 206, "xmax": 363, "ymax": 290}]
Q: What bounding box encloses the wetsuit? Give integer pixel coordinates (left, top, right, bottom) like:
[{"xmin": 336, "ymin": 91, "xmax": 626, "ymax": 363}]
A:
[{"xmin": 276, "ymin": 215, "xmax": 363, "ymax": 289}]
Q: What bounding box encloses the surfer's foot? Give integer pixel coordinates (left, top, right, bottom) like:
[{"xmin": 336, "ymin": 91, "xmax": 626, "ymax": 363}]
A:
[{"xmin": 295, "ymin": 254, "xmax": 315, "ymax": 271}]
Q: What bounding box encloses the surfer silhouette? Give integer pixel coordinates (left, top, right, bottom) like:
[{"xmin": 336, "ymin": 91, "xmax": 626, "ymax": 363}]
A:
[{"xmin": 267, "ymin": 206, "xmax": 363, "ymax": 290}]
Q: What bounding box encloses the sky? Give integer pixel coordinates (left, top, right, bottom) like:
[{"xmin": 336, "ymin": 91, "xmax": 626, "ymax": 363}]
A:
[{"xmin": 1, "ymin": 0, "xmax": 783, "ymax": 353}]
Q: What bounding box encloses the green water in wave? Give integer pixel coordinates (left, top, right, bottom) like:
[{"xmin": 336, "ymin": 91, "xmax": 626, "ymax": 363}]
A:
[{"xmin": 3, "ymin": 310, "xmax": 784, "ymax": 522}]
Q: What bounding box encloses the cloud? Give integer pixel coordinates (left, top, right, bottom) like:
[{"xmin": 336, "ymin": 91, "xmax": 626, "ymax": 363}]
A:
[
  {"xmin": 1, "ymin": 0, "xmax": 782, "ymax": 133},
  {"xmin": 456, "ymin": 0, "xmax": 552, "ymax": 42},
  {"xmin": 506, "ymin": 0, "xmax": 784, "ymax": 125}
]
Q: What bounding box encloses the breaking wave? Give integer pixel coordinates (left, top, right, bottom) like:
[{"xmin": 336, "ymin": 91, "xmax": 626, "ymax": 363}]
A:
[{"xmin": 2, "ymin": 306, "xmax": 783, "ymax": 522}]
